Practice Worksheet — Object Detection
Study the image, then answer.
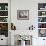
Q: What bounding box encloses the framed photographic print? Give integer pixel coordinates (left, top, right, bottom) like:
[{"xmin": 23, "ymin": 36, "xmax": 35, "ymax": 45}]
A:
[{"xmin": 17, "ymin": 10, "xmax": 29, "ymax": 20}]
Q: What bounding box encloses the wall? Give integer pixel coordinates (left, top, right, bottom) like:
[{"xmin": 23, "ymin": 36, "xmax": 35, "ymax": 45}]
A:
[
  {"xmin": 11, "ymin": 0, "xmax": 38, "ymax": 30},
  {"xmin": 11, "ymin": 0, "xmax": 46, "ymax": 30},
  {"xmin": 11, "ymin": 0, "xmax": 46, "ymax": 46}
]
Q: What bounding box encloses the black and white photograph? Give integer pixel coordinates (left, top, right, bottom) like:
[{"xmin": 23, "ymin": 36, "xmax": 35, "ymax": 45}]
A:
[{"xmin": 17, "ymin": 10, "xmax": 29, "ymax": 20}]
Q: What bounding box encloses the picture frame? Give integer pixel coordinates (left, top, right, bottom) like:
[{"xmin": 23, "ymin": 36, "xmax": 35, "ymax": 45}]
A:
[{"xmin": 17, "ymin": 10, "xmax": 29, "ymax": 20}]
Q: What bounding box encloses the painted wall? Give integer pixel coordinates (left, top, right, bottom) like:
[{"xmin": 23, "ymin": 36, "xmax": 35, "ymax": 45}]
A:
[
  {"xmin": 11, "ymin": 0, "xmax": 46, "ymax": 46},
  {"xmin": 11, "ymin": 0, "xmax": 46, "ymax": 30},
  {"xmin": 11, "ymin": 0, "xmax": 38, "ymax": 30}
]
